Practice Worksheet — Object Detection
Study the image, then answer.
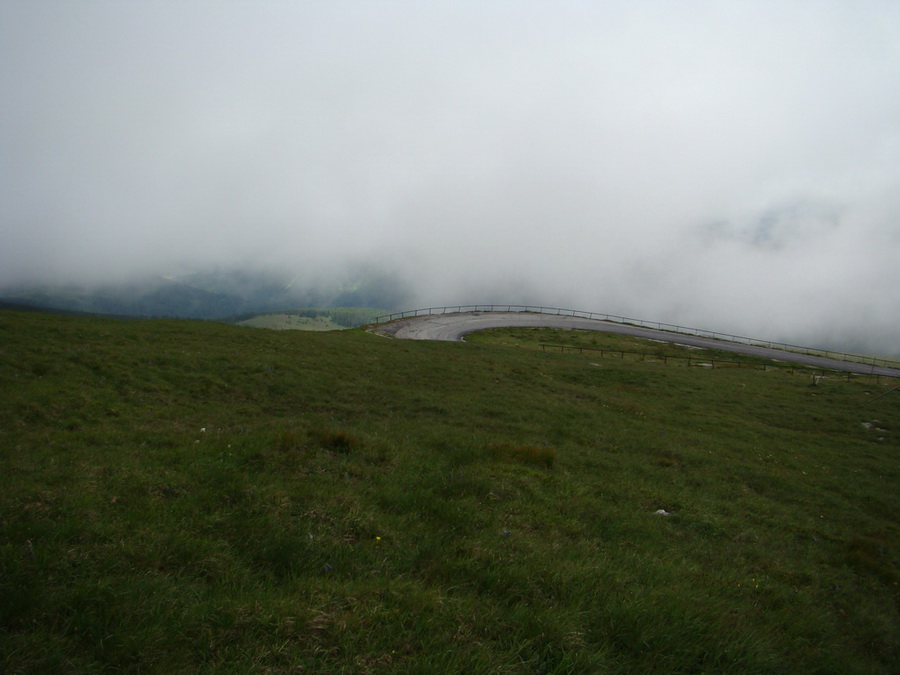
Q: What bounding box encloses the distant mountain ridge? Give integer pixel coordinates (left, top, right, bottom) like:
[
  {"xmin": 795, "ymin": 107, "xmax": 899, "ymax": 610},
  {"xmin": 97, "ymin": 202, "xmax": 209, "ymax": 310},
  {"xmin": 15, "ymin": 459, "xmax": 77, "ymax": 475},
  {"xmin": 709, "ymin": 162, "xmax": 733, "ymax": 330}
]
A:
[{"xmin": 0, "ymin": 267, "xmax": 411, "ymax": 320}]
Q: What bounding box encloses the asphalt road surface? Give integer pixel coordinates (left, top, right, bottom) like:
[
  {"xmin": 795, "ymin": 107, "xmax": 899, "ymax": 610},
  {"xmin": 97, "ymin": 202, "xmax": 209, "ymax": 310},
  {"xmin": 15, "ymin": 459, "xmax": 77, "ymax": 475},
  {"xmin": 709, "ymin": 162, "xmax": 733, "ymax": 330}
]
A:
[{"xmin": 376, "ymin": 312, "xmax": 900, "ymax": 378}]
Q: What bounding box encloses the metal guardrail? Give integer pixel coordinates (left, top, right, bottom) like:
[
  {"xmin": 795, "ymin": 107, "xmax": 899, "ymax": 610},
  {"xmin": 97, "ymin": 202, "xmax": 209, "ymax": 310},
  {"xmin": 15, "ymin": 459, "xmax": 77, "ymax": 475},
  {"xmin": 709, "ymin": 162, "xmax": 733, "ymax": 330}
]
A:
[{"xmin": 375, "ymin": 304, "xmax": 899, "ymax": 371}]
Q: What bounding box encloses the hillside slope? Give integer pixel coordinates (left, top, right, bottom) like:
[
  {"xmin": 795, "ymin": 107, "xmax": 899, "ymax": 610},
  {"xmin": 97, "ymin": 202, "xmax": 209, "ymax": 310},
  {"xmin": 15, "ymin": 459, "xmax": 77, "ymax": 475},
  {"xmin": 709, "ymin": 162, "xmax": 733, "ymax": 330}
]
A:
[{"xmin": 1, "ymin": 310, "xmax": 897, "ymax": 672}]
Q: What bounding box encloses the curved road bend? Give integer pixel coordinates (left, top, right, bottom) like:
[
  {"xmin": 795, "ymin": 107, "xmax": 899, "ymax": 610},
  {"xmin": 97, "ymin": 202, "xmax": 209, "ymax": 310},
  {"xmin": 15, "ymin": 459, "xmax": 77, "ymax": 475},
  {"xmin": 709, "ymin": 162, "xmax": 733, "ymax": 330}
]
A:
[{"xmin": 376, "ymin": 312, "xmax": 900, "ymax": 379}]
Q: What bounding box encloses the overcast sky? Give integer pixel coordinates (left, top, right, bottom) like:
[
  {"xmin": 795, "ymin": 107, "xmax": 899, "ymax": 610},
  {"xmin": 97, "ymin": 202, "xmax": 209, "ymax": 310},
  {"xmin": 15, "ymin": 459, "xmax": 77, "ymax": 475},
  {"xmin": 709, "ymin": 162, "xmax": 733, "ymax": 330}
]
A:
[{"xmin": 2, "ymin": 1, "xmax": 899, "ymax": 349}]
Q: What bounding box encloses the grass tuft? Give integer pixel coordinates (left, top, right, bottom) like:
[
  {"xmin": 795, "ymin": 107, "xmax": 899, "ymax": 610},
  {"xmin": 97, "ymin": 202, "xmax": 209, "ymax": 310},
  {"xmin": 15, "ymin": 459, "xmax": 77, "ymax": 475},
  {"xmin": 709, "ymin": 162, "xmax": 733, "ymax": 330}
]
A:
[
  {"xmin": 845, "ymin": 535, "xmax": 897, "ymax": 583},
  {"xmin": 486, "ymin": 443, "xmax": 557, "ymax": 468},
  {"xmin": 309, "ymin": 428, "xmax": 360, "ymax": 454},
  {"xmin": 274, "ymin": 430, "xmax": 306, "ymax": 453}
]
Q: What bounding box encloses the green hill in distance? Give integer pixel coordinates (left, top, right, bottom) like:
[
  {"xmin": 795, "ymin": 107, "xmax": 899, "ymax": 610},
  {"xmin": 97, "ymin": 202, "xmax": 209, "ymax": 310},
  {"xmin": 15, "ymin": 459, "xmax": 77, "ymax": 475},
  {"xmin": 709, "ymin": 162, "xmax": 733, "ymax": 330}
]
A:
[
  {"xmin": 0, "ymin": 266, "xmax": 411, "ymax": 320},
  {"xmin": 233, "ymin": 308, "xmax": 388, "ymax": 331},
  {"xmin": 1, "ymin": 310, "xmax": 897, "ymax": 672}
]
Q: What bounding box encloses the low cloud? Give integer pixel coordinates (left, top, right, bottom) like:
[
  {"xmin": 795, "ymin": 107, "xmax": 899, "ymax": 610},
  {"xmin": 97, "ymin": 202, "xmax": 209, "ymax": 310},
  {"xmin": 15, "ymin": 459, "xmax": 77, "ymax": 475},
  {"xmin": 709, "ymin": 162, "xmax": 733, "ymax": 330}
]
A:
[{"xmin": 2, "ymin": 1, "xmax": 898, "ymax": 351}]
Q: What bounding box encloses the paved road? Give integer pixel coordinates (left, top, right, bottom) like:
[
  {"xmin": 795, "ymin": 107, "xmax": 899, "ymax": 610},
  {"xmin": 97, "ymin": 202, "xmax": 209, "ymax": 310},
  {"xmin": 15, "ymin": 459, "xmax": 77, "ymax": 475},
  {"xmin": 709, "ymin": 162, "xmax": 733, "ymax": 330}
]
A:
[{"xmin": 376, "ymin": 312, "xmax": 900, "ymax": 378}]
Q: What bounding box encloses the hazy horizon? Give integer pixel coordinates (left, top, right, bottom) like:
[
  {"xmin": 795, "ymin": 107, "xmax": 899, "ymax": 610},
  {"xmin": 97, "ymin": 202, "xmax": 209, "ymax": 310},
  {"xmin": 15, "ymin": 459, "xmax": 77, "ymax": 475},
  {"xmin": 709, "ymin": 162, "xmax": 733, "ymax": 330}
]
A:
[{"xmin": 2, "ymin": 1, "xmax": 899, "ymax": 351}]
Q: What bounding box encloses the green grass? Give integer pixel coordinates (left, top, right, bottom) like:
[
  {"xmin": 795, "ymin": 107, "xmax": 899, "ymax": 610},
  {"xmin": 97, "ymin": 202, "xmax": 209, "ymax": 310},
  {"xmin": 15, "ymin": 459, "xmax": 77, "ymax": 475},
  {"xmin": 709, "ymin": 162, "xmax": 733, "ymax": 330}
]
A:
[
  {"xmin": 1, "ymin": 311, "xmax": 898, "ymax": 673},
  {"xmin": 237, "ymin": 312, "xmax": 345, "ymax": 330},
  {"xmin": 235, "ymin": 307, "xmax": 387, "ymax": 331},
  {"xmin": 467, "ymin": 325, "xmax": 900, "ymax": 371}
]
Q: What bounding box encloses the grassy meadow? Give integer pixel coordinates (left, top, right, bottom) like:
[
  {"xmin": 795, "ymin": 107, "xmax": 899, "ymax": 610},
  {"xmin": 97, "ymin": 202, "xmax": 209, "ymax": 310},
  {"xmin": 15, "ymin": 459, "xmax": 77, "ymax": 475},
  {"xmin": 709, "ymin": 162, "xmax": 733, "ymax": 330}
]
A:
[
  {"xmin": 237, "ymin": 313, "xmax": 348, "ymax": 331},
  {"xmin": 1, "ymin": 310, "xmax": 898, "ymax": 673},
  {"xmin": 235, "ymin": 308, "xmax": 387, "ymax": 331}
]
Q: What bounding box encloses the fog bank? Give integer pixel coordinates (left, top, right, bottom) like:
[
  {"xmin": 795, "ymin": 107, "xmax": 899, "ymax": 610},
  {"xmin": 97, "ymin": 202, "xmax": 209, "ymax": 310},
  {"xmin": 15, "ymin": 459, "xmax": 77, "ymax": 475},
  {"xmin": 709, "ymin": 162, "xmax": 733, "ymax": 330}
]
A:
[{"xmin": 2, "ymin": 1, "xmax": 898, "ymax": 351}]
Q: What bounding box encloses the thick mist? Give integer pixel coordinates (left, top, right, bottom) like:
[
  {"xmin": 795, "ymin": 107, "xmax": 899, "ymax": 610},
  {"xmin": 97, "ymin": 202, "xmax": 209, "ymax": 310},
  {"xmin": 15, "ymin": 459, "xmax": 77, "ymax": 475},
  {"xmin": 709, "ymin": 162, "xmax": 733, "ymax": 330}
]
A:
[{"xmin": 2, "ymin": 1, "xmax": 899, "ymax": 351}]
